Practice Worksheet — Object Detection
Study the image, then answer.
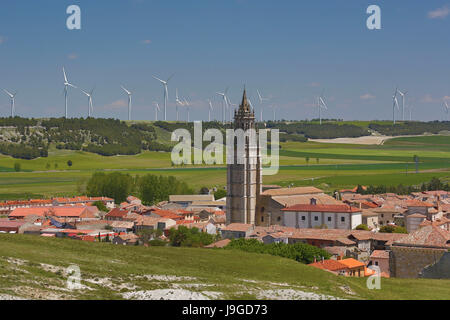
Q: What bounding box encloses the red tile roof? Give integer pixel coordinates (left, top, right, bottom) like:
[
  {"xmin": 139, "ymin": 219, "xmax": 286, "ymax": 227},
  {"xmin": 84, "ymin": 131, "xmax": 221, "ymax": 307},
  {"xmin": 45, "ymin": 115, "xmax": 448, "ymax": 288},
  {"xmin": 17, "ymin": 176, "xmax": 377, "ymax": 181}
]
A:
[{"xmin": 309, "ymin": 259, "xmax": 348, "ymax": 272}]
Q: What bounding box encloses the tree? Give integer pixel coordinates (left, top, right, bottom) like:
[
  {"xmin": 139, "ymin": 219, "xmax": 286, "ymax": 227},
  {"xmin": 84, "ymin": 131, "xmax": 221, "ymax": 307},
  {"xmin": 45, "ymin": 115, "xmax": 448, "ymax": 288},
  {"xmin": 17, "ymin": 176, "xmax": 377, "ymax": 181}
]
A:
[
  {"xmin": 379, "ymin": 225, "xmax": 396, "ymax": 233},
  {"xmin": 214, "ymin": 188, "xmax": 227, "ymax": 200},
  {"xmin": 92, "ymin": 200, "xmax": 108, "ymax": 212},
  {"xmin": 316, "ymin": 158, "xmax": 319, "ymax": 164},
  {"xmin": 46, "ymin": 162, "xmax": 51, "ymax": 169},
  {"xmin": 14, "ymin": 162, "xmax": 21, "ymax": 172},
  {"xmin": 67, "ymin": 160, "xmax": 73, "ymax": 167},
  {"xmin": 86, "ymin": 172, "xmax": 134, "ymax": 203},
  {"xmin": 200, "ymin": 187, "xmax": 210, "ymax": 195},
  {"xmin": 355, "ymin": 224, "xmax": 369, "ymax": 231},
  {"xmin": 305, "ymin": 157, "xmax": 310, "ymax": 166}
]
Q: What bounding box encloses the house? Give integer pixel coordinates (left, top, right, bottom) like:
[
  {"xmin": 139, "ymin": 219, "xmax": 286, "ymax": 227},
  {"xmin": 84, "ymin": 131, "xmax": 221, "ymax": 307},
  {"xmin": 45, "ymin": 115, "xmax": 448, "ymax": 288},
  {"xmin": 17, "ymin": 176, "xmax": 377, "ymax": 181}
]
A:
[
  {"xmin": 112, "ymin": 233, "xmax": 139, "ymax": 246},
  {"xmin": 368, "ymin": 250, "xmax": 390, "ymax": 277},
  {"xmin": 390, "ymin": 225, "xmax": 450, "ymax": 278},
  {"xmin": 255, "ymin": 186, "xmax": 342, "ymax": 227},
  {"xmin": 338, "ymin": 258, "xmax": 366, "ymax": 277},
  {"xmin": 110, "ymin": 221, "xmax": 134, "ymax": 233},
  {"xmin": 8, "ymin": 206, "xmax": 96, "ymax": 221},
  {"xmin": 405, "ymin": 213, "xmax": 427, "ymax": 233},
  {"xmin": 105, "ymin": 208, "xmax": 130, "ymax": 221},
  {"xmin": 168, "ymin": 195, "xmax": 215, "ymax": 208},
  {"xmin": 281, "ymin": 200, "xmax": 362, "ymax": 230},
  {"xmin": 309, "ymin": 258, "xmax": 349, "ymax": 275},
  {"xmin": 0, "ymin": 220, "xmax": 28, "ymax": 233},
  {"xmin": 220, "ymin": 223, "xmax": 255, "ymax": 239},
  {"xmin": 365, "ymin": 206, "xmax": 407, "ymax": 227},
  {"xmin": 362, "ymin": 210, "xmax": 379, "ymax": 230}
]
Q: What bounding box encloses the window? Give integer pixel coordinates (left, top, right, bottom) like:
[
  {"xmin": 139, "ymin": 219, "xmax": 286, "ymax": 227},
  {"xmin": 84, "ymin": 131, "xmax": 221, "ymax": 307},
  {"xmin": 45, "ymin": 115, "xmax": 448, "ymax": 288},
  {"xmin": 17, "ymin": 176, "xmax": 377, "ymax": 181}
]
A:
[
  {"xmin": 381, "ymin": 214, "xmax": 384, "ymax": 218},
  {"xmin": 261, "ymin": 207, "xmax": 265, "ymax": 213},
  {"xmin": 277, "ymin": 216, "xmax": 281, "ymax": 222},
  {"xmin": 261, "ymin": 216, "xmax": 264, "ymax": 222},
  {"xmin": 341, "ymin": 217, "xmax": 345, "ymax": 222},
  {"xmin": 327, "ymin": 217, "xmax": 332, "ymax": 222},
  {"xmin": 314, "ymin": 216, "xmax": 318, "ymax": 221},
  {"xmin": 375, "ymin": 261, "xmax": 379, "ymax": 266},
  {"xmin": 301, "ymin": 216, "xmax": 306, "ymax": 221}
]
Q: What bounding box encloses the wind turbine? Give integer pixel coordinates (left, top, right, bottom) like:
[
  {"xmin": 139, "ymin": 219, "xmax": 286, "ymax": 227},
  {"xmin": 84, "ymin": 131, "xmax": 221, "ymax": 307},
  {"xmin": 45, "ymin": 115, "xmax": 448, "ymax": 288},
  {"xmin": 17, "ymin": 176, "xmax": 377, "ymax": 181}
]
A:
[
  {"xmin": 444, "ymin": 100, "xmax": 450, "ymax": 121},
  {"xmin": 121, "ymin": 85, "xmax": 132, "ymax": 121},
  {"xmin": 62, "ymin": 67, "xmax": 77, "ymax": 118},
  {"xmin": 271, "ymin": 105, "xmax": 277, "ymax": 121},
  {"xmin": 317, "ymin": 92, "xmax": 328, "ymax": 125},
  {"xmin": 80, "ymin": 88, "xmax": 94, "ymax": 118},
  {"xmin": 208, "ymin": 99, "xmax": 213, "ymax": 122},
  {"xmin": 152, "ymin": 74, "xmax": 174, "ymax": 121},
  {"xmin": 183, "ymin": 98, "xmax": 190, "ymax": 122},
  {"xmin": 2, "ymin": 89, "xmax": 17, "ymax": 117},
  {"xmin": 257, "ymin": 89, "xmax": 269, "ymax": 122},
  {"xmin": 153, "ymin": 101, "xmax": 160, "ymax": 121},
  {"xmin": 397, "ymin": 89, "xmax": 407, "ymax": 121},
  {"xmin": 216, "ymin": 87, "xmax": 229, "ymax": 124},
  {"xmin": 392, "ymin": 88, "xmax": 400, "ymax": 124},
  {"xmin": 228, "ymin": 100, "xmax": 237, "ymax": 121},
  {"xmin": 175, "ymin": 88, "xmax": 184, "ymax": 121}
]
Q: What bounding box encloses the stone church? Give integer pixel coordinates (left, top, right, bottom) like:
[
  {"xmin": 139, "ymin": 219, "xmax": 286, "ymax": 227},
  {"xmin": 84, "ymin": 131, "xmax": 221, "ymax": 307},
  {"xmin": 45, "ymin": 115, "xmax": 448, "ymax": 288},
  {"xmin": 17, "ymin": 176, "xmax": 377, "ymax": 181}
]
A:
[{"xmin": 226, "ymin": 89, "xmax": 262, "ymax": 225}]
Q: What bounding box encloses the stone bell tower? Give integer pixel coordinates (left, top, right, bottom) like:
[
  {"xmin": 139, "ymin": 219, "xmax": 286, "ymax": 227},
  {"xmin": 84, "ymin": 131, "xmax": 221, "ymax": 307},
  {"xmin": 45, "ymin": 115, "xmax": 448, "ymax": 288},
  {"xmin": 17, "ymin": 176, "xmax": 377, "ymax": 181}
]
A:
[{"xmin": 226, "ymin": 89, "xmax": 262, "ymax": 225}]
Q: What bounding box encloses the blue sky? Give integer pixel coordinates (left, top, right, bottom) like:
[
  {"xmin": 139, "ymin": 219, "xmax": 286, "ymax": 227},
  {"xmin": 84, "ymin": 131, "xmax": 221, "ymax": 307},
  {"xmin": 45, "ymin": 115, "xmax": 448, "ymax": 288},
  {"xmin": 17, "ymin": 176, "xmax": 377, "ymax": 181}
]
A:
[{"xmin": 0, "ymin": 0, "xmax": 450, "ymax": 121}]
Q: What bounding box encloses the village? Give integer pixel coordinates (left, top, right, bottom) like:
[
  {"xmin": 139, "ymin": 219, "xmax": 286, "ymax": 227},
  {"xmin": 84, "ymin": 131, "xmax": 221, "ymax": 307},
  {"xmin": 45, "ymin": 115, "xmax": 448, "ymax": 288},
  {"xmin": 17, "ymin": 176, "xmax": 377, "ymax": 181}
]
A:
[{"xmin": 1, "ymin": 185, "xmax": 449, "ymax": 280}]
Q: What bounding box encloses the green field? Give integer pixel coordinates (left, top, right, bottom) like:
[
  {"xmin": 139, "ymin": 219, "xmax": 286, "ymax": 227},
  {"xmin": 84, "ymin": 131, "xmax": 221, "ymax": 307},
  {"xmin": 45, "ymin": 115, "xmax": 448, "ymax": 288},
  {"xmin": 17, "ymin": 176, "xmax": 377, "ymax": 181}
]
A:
[
  {"xmin": 0, "ymin": 234, "xmax": 449, "ymax": 300},
  {"xmin": 0, "ymin": 136, "xmax": 449, "ymax": 199}
]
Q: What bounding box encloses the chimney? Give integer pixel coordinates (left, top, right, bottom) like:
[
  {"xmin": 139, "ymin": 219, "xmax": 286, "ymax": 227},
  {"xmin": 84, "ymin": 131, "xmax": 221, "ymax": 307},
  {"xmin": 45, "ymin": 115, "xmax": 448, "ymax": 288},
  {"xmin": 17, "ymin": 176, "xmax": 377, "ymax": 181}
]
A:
[
  {"xmin": 337, "ymin": 255, "xmax": 342, "ymax": 260},
  {"xmin": 322, "ymin": 256, "xmax": 325, "ymax": 263},
  {"xmin": 310, "ymin": 198, "xmax": 317, "ymax": 205}
]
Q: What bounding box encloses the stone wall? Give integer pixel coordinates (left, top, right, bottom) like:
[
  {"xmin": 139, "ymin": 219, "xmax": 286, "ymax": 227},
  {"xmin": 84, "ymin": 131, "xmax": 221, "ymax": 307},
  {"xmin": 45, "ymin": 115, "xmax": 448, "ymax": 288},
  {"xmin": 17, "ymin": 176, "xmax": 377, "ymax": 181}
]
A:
[
  {"xmin": 390, "ymin": 245, "xmax": 447, "ymax": 278},
  {"xmin": 420, "ymin": 251, "xmax": 450, "ymax": 279}
]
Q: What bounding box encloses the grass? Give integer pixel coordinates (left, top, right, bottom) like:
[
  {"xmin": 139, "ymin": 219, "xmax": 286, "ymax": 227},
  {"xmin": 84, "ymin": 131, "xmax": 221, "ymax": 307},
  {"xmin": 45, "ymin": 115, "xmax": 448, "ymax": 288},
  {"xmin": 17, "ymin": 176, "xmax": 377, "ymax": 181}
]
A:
[
  {"xmin": 0, "ymin": 234, "xmax": 449, "ymax": 300},
  {"xmin": 0, "ymin": 135, "xmax": 449, "ymax": 199}
]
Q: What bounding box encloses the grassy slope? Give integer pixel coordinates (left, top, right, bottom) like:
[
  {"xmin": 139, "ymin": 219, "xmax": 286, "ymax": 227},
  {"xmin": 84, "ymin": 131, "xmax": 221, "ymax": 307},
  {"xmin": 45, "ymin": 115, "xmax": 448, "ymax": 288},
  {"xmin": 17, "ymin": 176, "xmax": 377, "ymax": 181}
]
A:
[
  {"xmin": 0, "ymin": 234, "xmax": 449, "ymax": 300},
  {"xmin": 0, "ymin": 135, "xmax": 449, "ymax": 198}
]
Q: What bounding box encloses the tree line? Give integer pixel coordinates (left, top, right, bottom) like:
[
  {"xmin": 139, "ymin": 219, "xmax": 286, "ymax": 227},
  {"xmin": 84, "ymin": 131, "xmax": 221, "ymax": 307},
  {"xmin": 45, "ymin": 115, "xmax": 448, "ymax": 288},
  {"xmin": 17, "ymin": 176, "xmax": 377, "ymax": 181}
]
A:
[{"xmin": 86, "ymin": 171, "xmax": 193, "ymax": 204}]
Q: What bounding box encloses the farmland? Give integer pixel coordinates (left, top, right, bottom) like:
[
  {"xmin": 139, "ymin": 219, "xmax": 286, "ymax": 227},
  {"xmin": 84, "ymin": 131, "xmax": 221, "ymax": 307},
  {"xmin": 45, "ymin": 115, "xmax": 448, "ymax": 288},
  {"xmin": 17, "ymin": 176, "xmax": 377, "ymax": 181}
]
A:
[{"xmin": 0, "ymin": 133, "xmax": 449, "ymax": 199}]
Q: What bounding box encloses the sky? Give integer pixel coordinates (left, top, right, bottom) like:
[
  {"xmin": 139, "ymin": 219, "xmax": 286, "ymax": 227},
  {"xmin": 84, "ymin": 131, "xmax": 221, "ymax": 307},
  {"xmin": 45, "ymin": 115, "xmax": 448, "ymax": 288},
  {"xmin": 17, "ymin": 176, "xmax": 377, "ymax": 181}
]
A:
[{"xmin": 0, "ymin": 0, "xmax": 450, "ymax": 122}]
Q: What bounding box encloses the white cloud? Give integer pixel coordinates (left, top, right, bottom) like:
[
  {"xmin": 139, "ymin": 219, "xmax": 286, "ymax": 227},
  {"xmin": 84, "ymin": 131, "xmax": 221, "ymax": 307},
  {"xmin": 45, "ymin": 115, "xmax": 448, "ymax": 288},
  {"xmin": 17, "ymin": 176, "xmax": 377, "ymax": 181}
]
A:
[
  {"xmin": 104, "ymin": 99, "xmax": 127, "ymax": 109},
  {"xmin": 360, "ymin": 93, "xmax": 375, "ymax": 100},
  {"xmin": 428, "ymin": 5, "xmax": 450, "ymax": 19},
  {"xmin": 0, "ymin": 36, "xmax": 6, "ymax": 44},
  {"xmin": 141, "ymin": 39, "xmax": 152, "ymax": 44},
  {"xmin": 67, "ymin": 53, "xmax": 78, "ymax": 60}
]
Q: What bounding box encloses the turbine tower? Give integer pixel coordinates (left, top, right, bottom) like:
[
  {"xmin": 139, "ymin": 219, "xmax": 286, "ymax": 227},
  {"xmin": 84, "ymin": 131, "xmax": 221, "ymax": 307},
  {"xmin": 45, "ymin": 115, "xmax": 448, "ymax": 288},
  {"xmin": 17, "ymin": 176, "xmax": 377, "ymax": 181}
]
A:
[
  {"xmin": 2, "ymin": 89, "xmax": 17, "ymax": 117},
  {"xmin": 444, "ymin": 100, "xmax": 450, "ymax": 121},
  {"xmin": 272, "ymin": 105, "xmax": 277, "ymax": 121},
  {"xmin": 184, "ymin": 98, "xmax": 190, "ymax": 122},
  {"xmin": 62, "ymin": 67, "xmax": 77, "ymax": 118},
  {"xmin": 80, "ymin": 88, "xmax": 94, "ymax": 118},
  {"xmin": 152, "ymin": 74, "xmax": 174, "ymax": 121},
  {"xmin": 397, "ymin": 89, "xmax": 407, "ymax": 121},
  {"xmin": 208, "ymin": 99, "xmax": 213, "ymax": 122},
  {"xmin": 121, "ymin": 85, "xmax": 132, "ymax": 121},
  {"xmin": 257, "ymin": 89, "xmax": 269, "ymax": 122},
  {"xmin": 153, "ymin": 101, "xmax": 160, "ymax": 121},
  {"xmin": 317, "ymin": 93, "xmax": 328, "ymax": 125},
  {"xmin": 175, "ymin": 88, "xmax": 184, "ymax": 121},
  {"xmin": 216, "ymin": 87, "xmax": 229, "ymax": 124},
  {"xmin": 392, "ymin": 88, "xmax": 400, "ymax": 124}
]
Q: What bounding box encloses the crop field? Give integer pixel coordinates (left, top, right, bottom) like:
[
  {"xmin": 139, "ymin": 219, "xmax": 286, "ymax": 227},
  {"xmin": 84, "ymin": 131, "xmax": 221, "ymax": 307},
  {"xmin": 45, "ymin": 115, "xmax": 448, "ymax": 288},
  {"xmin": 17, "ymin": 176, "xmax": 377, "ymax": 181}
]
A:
[{"xmin": 0, "ymin": 136, "xmax": 449, "ymax": 199}]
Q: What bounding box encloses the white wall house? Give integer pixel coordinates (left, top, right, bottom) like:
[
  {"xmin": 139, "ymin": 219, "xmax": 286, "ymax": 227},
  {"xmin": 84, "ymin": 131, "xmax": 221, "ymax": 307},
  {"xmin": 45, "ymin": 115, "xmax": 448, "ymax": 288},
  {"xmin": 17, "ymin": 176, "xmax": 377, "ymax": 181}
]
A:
[{"xmin": 281, "ymin": 201, "xmax": 362, "ymax": 230}]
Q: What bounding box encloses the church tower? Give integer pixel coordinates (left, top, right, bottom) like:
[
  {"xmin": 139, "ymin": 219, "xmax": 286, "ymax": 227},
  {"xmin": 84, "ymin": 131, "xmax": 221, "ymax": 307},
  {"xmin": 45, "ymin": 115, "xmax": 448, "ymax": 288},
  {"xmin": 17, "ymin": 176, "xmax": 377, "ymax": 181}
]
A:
[{"xmin": 226, "ymin": 89, "xmax": 262, "ymax": 225}]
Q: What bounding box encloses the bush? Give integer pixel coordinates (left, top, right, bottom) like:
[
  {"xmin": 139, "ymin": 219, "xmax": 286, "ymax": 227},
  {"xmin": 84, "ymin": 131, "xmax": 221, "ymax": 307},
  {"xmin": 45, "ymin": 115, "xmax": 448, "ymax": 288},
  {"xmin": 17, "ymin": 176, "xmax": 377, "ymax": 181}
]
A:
[
  {"xmin": 355, "ymin": 224, "xmax": 369, "ymax": 231},
  {"xmin": 168, "ymin": 226, "xmax": 217, "ymax": 247},
  {"xmin": 14, "ymin": 162, "xmax": 21, "ymax": 172},
  {"xmin": 225, "ymin": 238, "xmax": 331, "ymax": 264},
  {"xmin": 214, "ymin": 188, "xmax": 227, "ymax": 200}
]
